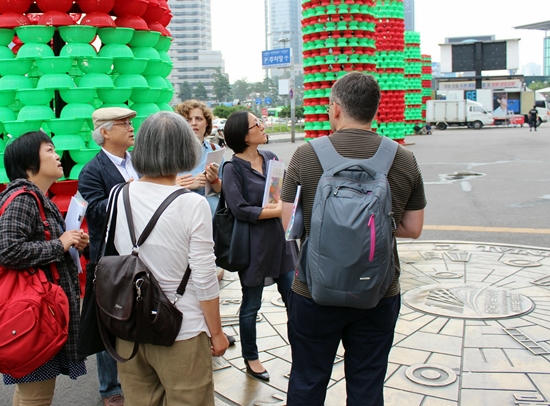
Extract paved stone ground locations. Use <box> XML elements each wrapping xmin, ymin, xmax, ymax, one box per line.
<box><xmin>213</xmin><ymin>240</ymin><xmax>550</xmax><ymax>406</ymax></box>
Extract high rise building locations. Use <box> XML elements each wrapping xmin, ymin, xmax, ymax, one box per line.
<box><xmin>167</xmin><ymin>0</ymin><xmax>226</xmax><ymax>102</ymax></box>
<box><xmin>515</xmin><ymin>21</ymin><xmax>550</xmax><ymax>76</ymax></box>
<box><xmin>403</xmin><ymin>0</ymin><xmax>415</xmax><ymax>31</ymax></box>
<box><xmin>264</xmin><ymin>0</ymin><xmax>303</xmax><ymax>77</ymax></box>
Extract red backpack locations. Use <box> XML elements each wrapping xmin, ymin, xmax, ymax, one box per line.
<box><xmin>0</xmin><ymin>188</ymin><xmax>69</xmax><ymax>378</ymax></box>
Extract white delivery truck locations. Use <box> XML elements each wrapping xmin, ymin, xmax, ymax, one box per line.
<box><xmin>426</xmin><ymin>100</ymin><xmax>494</xmax><ymax>130</ymax></box>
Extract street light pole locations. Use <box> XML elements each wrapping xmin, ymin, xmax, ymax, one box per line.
<box><xmin>278</xmin><ymin>37</ymin><xmax>295</xmax><ymax>143</ymax></box>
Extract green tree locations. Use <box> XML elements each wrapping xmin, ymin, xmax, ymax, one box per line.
<box><xmin>213</xmin><ymin>105</ymin><xmax>248</xmax><ymax>119</ymax></box>
<box><xmin>279</xmin><ymin>105</ymin><xmax>304</xmax><ymax>119</ymax></box>
<box><xmin>232</xmin><ymin>79</ymin><xmax>250</xmax><ymax>102</ymax></box>
<box><xmin>179</xmin><ymin>81</ymin><xmax>193</xmax><ymax>102</ymax></box>
<box><xmin>193</xmin><ymin>82</ymin><xmax>208</xmax><ymax>101</ymax></box>
<box><xmin>212</xmin><ymin>68</ymin><xmax>232</xmax><ymax>102</ymax></box>
<box><xmin>528</xmin><ymin>81</ymin><xmax>549</xmax><ymax>91</ymax></box>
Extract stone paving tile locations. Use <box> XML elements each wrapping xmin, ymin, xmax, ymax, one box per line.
<box><xmin>425</xmin><ymin>353</ymin><xmax>462</xmax><ymax>372</ymax></box>
<box><xmin>383</xmin><ymin>387</ymin><xmax>425</xmax><ymax>405</ymax></box>
<box><xmin>463</xmin><ymin>325</ymin><xmax>519</xmax><ymax>348</ymax></box>
<box><xmin>394</xmin><ymin>314</ymin><xmax>436</xmax><ymax>336</ymax></box>
<box><xmin>422</xmin><ymin>396</ymin><xmax>457</xmax><ymax>406</ymax></box>
<box><xmin>388</xmin><ymin>347</ymin><xmax>431</xmax><ymax>366</ymax></box>
<box><xmin>396</xmin><ymin>331</ymin><xmax>463</xmax><ymax>357</ymax></box>
<box><xmin>420</xmin><ymin>317</ymin><xmax>449</xmax><ymax>334</ymax></box>
<box><xmin>324</xmin><ymin>379</ymin><xmax>347</xmax><ymax>406</ymax></box>
<box><xmin>460</xmin><ymin>389</ymin><xmax>531</xmax><ymax>406</ymax></box>
<box><xmin>529</xmin><ymin>373</ymin><xmax>550</xmax><ymax>401</ymax></box>
<box><xmin>461</xmin><ymin>372</ymin><xmax>535</xmax><ymax>390</ymax></box>
<box><xmin>439</xmin><ymin>319</ymin><xmax>464</xmax><ymax>337</ymax></box>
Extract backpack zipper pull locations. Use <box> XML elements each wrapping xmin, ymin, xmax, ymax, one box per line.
<box><xmin>368</xmin><ymin>214</ymin><xmax>375</xmax><ymax>261</ymax></box>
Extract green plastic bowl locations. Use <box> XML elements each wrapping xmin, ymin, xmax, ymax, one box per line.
<box><xmin>142</xmin><ymin>60</ymin><xmax>164</xmax><ymax>76</ymax></box>
<box><xmin>132</xmin><ymin>46</ymin><xmax>160</xmax><ymax>61</ymax></box>
<box><xmin>58</xmin><ymin>25</ymin><xmax>98</xmax><ymax>43</ymax></box>
<box><xmin>68</xmin><ymin>163</ymin><xmax>85</xmax><ymax>179</ymax></box>
<box><xmin>36</xmin><ymin>73</ymin><xmax>75</xmax><ymax>90</ymax></box>
<box><xmin>0</xmin><ymin>75</ymin><xmax>33</xmax><ymax>90</ymax></box>
<box><xmin>59</xmin><ymin>87</ymin><xmax>96</xmax><ymax>104</ymax></box>
<box><xmin>60</xmin><ymin>103</ymin><xmax>96</xmax><ymax>120</ymax></box>
<box><xmin>0</xmin><ymin>28</ymin><xmax>14</xmax><ymax>46</ymax></box>
<box><xmin>0</xmin><ymin>58</ymin><xmax>32</xmax><ymax>76</ymax></box>
<box><xmin>15</xmin><ymin>25</ymin><xmax>55</xmax><ymax>44</ymax></box>
<box><xmin>35</xmin><ymin>56</ymin><xmax>73</xmax><ymax>74</ymax></box>
<box><xmin>69</xmin><ymin>148</ymin><xmax>98</xmax><ymax>164</ymax></box>
<box><xmin>130</xmin><ymin>87</ymin><xmax>161</xmax><ymax>103</ymax></box>
<box><xmin>113</xmin><ymin>57</ymin><xmax>147</xmax><ymax>74</ymax></box>
<box><xmin>48</xmin><ymin>118</ymin><xmax>86</xmax><ymax>135</ymax></box>
<box><xmin>157</xmin><ymin>103</ymin><xmax>173</xmax><ymax>112</ymax></box>
<box><xmin>97</xmin><ymin>27</ymin><xmax>134</xmax><ymax>45</ymax></box>
<box><xmin>0</xmin><ymin>168</ymin><xmax>8</xmax><ymax>183</ymax></box>
<box><xmin>52</xmin><ymin>134</ymin><xmax>85</xmax><ymax>151</ymax></box>
<box><xmin>131</xmin><ymin>102</ymin><xmax>159</xmax><ymax>117</ymax></box>
<box><xmin>16</xmin><ymin>88</ymin><xmax>54</xmax><ymax>105</ymax></box>
<box><xmin>3</xmin><ymin>120</ymin><xmax>43</xmax><ymax>137</ymax></box>
<box><xmin>156</xmin><ymin>89</ymin><xmax>173</xmax><ymax>104</ymax></box>
<box><xmin>98</xmin><ymin>43</ymin><xmax>133</xmax><ymax>59</ymax></box>
<box><xmin>0</xmin><ymin>89</ymin><xmax>16</xmax><ymax>106</ymax></box>
<box><xmin>128</xmin><ymin>30</ymin><xmax>160</xmax><ymax>48</ymax></box>
<box><xmin>18</xmin><ymin>105</ymin><xmax>54</xmax><ymax>121</ymax></box>
<box><xmin>78</xmin><ymin>72</ymin><xmax>113</xmax><ymax>88</ymax></box>
<box><xmin>153</xmin><ymin>35</ymin><xmax>171</xmax><ymax>52</ymax></box>
<box><xmin>0</xmin><ymin>47</ymin><xmax>14</xmax><ymax>59</ymax></box>
<box><xmin>114</xmin><ymin>73</ymin><xmax>148</xmax><ymax>88</ymax></box>
<box><xmin>77</xmin><ymin>56</ymin><xmax>113</xmax><ymax>74</ymax></box>
<box><xmin>96</xmin><ymin>87</ymin><xmax>132</xmax><ymax>103</ymax></box>
<box><xmin>16</xmin><ymin>43</ymin><xmax>54</xmax><ymax>59</ymax></box>
<box><xmin>60</xmin><ymin>43</ymin><xmax>97</xmax><ymax>58</ymax></box>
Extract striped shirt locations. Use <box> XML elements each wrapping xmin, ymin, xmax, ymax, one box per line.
<box><xmin>281</xmin><ymin>129</ymin><xmax>427</xmax><ymax>299</ymax></box>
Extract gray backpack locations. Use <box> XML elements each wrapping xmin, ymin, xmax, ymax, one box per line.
<box><xmin>297</xmin><ymin>136</ymin><xmax>398</xmax><ymax>309</ymax></box>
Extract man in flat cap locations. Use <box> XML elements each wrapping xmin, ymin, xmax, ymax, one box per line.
<box><xmin>77</xmin><ymin>107</ymin><xmax>139</xmax><ymax>406</ymax></box>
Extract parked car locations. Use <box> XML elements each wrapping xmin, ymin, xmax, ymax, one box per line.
<box><xmin>211</xmin><ymin>118</ymin><xmax>226</xmax><ymax>135</ymax></box>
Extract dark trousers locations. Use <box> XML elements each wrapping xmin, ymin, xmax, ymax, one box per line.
<box><xmin>286</xmin><ymin>291</ymin><xmax>401</xmax><ymax>406</ymax></box>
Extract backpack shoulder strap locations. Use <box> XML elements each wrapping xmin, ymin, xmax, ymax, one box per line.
<box><xmin>310</xmin><ymin>136</ymin><xmax>348</xmax><ymax>171</ymax></box>
<box><xmin>122</xmin><ymin>184</ymin><xmax>191</xmax><ymax>248</ymax></box>
<box><xmin>364</xmin><ymin>136</ymin><xmax>398</xmax><ymax>176</ymax></box>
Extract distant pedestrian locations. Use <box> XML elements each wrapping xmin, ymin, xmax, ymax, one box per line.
<box><xmin>529</xmin><ymin>105</ymin><xmax>538</xmax><ymax>132</ymax></box>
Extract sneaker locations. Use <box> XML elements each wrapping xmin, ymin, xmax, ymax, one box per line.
<box><xmin>102</xmin><ymin>394</ymin><xmax>124</xmax><ymax>406</ymax></box>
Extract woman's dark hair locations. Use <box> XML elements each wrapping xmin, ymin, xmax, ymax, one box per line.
<box><xmin>4</xmin><ymin>131</ymin><xmax>52</xmax><ymax>181</ymax></box>
<box><xmin>224</xmin><ymin>110</ymin><xmax>251</xmax><ymax>153</ymax></box>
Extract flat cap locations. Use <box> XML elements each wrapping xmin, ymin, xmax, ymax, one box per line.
<box><xmin>92</xmin><ymin>107</ymin><xmax>137</xmax><ymax>130</ymax></box>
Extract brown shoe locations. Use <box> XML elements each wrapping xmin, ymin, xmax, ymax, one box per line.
<box><xmin>102</xmin><ymin>394</ymin><xmax>124</xmax><ymax>406</ymax></box>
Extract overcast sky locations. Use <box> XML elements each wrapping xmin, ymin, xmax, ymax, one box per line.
<box><xmin>210</xmin><ymin>0</ymin><xmax>548</xmax><ymax>83</ymax></box>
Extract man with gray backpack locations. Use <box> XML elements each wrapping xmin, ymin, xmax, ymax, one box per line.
<box><xmin>281</xmin><ymin>72</ymin><xmax>427</xmax><ymax>406</ymax></box>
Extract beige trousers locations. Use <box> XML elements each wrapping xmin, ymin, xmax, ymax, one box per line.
<box><xmin>117</xmin><ymin>332</ymin><xmax>214</xmax><ymax>406</ymax></box>
<box><xmin>12</xmin><ymin>378</ymin><xmax>56</xmax><ymax>406</ymax></box>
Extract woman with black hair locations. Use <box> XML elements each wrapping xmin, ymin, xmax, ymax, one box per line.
<box><xmin>0</xmin><ymin>131</ymin><xmax>88</xmax><ymax>405</ymax></box>
<box><xmin>222</xmin><ymin>110</ymin><xmax>297</xmax><ymax>381</ymax></box>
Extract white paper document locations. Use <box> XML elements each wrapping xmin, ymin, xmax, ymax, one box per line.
<box><xmin>65</xmin><ymin>191</ymin><xmax>88</xmax><ymax>273</ymax></box>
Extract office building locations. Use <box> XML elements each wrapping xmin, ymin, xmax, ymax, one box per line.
<box><xmin>515</xmin><ymin>20</ymin><xmax>550</xmax><ymax>76</ymax></box>
<box><xmin>403</xmin><ymin>0</ymin><xmax>415</xmax><ymax>31</ymax></box>
<box><xmin>264</xmin><ymin>0</ymin><xmax>303</xmax><ymax>77</ymax></box>
<box><xmin>167</xmin><ymin>0</ymin><xmax>226</xmax><ymax>102</ymax></box>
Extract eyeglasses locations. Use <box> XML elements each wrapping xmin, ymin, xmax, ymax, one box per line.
<box><xmin>325</xmin><ymin>101</ymin><xmax>338</xmax><ymax>114</ymax></box>
<box><xmin>113</xmin><ymin>120</ymin><xmax>134</xmax><ymax>130</ymax></box>
<box><xmin>248</xmin><ymin>119</ymin><xmax>263</xmax><ymax>130</ymax></box>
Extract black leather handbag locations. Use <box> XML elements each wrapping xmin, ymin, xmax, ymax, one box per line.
<box><xmin>95</xmin><ymin>184</ymin><xmax>192</xmax><ymax>362</ymax></box>
<box><xmin>213</xmin><ymin>160</ymin><xmax>250</xmax><ymax>272</ymax></box>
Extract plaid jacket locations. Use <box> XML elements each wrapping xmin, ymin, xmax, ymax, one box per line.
<box><xmin>0</xmin><ymin>179</ymin><xmax>81</xmax><ymax>362</ymax></box>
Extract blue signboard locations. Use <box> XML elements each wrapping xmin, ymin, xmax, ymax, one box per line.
<box><xmin>264</xmin><ymin>97</ymin><xmax>272</xmax><ymax>105</ymax></box>
<box><xmin>255</xmin><ymin>98</ymin><xmax>262</xmax><ymax>105</ymax></box>
<box><xmin>262</xmin><ymin>48</ymin><xmax>292</xmax><ymax>69</ymax></box>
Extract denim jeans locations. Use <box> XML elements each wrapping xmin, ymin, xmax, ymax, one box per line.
<box><xmin>239</xmin><ymin>271</ymin><xmax>293</xmax><ymax>360</ymax></box>
<box><xmin>96</xmin><ymin>351</ymin><xmax>123</xmax><ymax>398</ymax></box>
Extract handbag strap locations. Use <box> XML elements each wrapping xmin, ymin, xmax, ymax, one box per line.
<box><xmin>98</xmin><ymin>182</ymin><xmax>127</xmax><ymax>259</ymax></box>
<box><xmin>0</xmin><ymin>187</ymin><xmax>60</xmax><ymax>282</ymax></box>
<box><xmin>122</xmin><ymin>183</ymin><xmax>193</xmax><ymax>296</ymax></box>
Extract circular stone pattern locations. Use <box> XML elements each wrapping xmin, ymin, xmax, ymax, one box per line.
<box><xmin>406</xmin><ymin>364</ymin><xmax>457</xmax><ymax>387</ymax></box>
<box><xmin>402</xmin><ymin>282</ymin><xmax>534</xmax><ymax>320</ymax></box>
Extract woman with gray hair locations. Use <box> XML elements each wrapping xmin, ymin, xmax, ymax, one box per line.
<box><xmin>109</xmin><ymin>111</ymin><xmax>228</xmax><ymax>405</ymax></box>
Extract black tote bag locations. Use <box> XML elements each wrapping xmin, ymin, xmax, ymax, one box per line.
<box><xmin>213</xmin><ymin>160</ymin><xmax>250</xmax><ymax>272</ymax></box>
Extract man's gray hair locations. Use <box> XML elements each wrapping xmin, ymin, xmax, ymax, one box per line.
<box><xmin>133</xmin><ymin>111</ymin><xmax>201</xmax><ymax>177</ymax></box>
<box><xmin>330</xmin><ymin>72</ymin><xmax>381</xmax><ymax>124</ymax></box>
<box><xmin>91</xmin><ymin>121</ymin><xmax>114</xmax><ymax>146</ymax></box>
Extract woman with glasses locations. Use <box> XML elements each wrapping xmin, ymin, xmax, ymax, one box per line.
<box><xmin>222</xmin><ymin>110</ymin><xmax>297</xmax><ymax>381</ymax></box>
<box><xmin>175</xmin><ymin>100</ymin><xmax>224</xmax><ymax>217</ymax></box>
